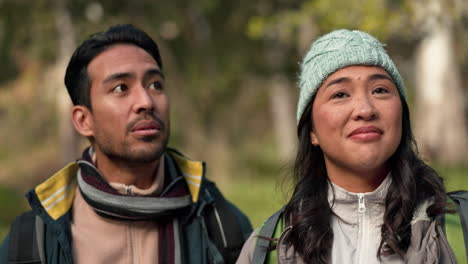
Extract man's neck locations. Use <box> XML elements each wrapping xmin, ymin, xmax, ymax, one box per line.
<box><xmin>93</xmin><ymin>151</ymin><xmax>161</xmax><ymax>190</ymax></box>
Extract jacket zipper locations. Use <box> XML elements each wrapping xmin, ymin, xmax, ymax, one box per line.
<box><xmin>124</xmin><ymin>185</ymin><xmax>133</xmax><ymax>195</ymax></box>
<box><xmin>128</xmin><ymin>222</ymin><xmax>136</xmax><ymax>263</ymax></box>
<box><xmin>127</xmin><ymin>187</ymin><xmax>136</xmax><ymax>263</ymax></box>
<box><xmin>358</xmin><ymin>194</ymin><xmax>366</xmax><ymax>213</ymax></box>
<box><xmin>357</xmin><ymin>193</ymin><xmax>368</xmax><ymax>263</ymax></box>
<box><xmin>213</xmin><ymin>205</ymin><xmax>228</xmax><ymax>248</ymax></box>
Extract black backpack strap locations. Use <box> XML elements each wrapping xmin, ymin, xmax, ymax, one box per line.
<box><xmin>203</xmin><ymin>181</ymin><xmax>253</xmax><ymax>264</ymax></box>
<box><xmin>252</xmin><ymin>207</ymin><xmax>284</xmax><ymax>264</ymax></box>
<box><xmin>8</xmin><ymin>211</ymin><xmax>45</xmax><ymax>264</ymax></box>
<box><xmin>448</xmin><ymin>191</ymin><xmax>468</xmax><ymax>259</ymax></box>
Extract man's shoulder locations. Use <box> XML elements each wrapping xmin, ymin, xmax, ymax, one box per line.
<box><xmin>0</xmin><ymin>161</ymin><xmax>78</xmax><ymax>263</ymax></box>
<box><xmin>0</xmin><ymin>210</ymin><xmax>47</xmax><ymax>263</ymax></box>
<box><xmin>0</xmin><ymin>232</ymin><xmax>10</xmax><ymax>262</ymax></box>
<box><xmin>23</xmin><ymin>162</ymin><xmax>78</xmax><ymax>225</ymax></box>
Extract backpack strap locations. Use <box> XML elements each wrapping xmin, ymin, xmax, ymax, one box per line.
<box><xmin>8</xmin><ymin>211</ymin><xmax>45</xmax><ymax>264</ymax></box>
<box><xmin>203</xmin><ymin>181</ymin><xmax>253</xmax><ymax>264</ymax></box>
<box><xmin>252</xmin><ymin>207</ymin><xmax>284</xmax><ymax>264</ymax></box>
<box><xmin>446</xmin><ymin>191</ymin><xmax>468</xmax><ymax>262</ymax></box>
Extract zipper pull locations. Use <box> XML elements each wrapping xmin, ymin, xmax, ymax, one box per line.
<box><xmin>124</xmin><ymin>185</ymin><xmax>133</xmax><ymax>195</ymax></box>
<box><xmin>358</xmin><ymin>194</ymin><xmax>366</xmax><ymax>213</ymax></box>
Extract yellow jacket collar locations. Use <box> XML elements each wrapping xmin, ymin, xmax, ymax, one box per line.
<box><xmin>33</xmin><ymin>150</ymin><xmax>205</xmax><ymax>220</ymax></box>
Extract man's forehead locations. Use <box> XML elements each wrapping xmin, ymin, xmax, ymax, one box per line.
<box><xmin>87</xmin><ymin>44</ymin><xmax>161</xmax><ymax>80</ymax></box>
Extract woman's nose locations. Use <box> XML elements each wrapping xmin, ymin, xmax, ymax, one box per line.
<box><xmin>352</xmin><ymin>95</ymin><xmax>378</xmax><ymax>121</ymax></box>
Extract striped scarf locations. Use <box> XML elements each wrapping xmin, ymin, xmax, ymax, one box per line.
<box><xmin>76</xmin><ymin>148</ymin><xmax>191</xmax><ymax>263</ymax></box>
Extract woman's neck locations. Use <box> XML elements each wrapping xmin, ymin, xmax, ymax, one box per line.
<box><xmin>326</xmin><ymin>163</ymin><xmax>389</xmax><ymax>193</ymax></box>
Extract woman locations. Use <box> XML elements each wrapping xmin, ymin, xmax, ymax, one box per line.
<box><xmin>237</xmin><ymin>29</ymin><xmax>457</xmax><ymax>263</ymax></box>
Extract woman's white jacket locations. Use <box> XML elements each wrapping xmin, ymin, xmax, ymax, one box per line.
<box><xmin>237</xmin><ymin>176</ymin><xmax>456</xmax><ymax>264</ymax></box>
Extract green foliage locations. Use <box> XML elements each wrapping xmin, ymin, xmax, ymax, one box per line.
<box><xmin>437</xmin><ymin>166</ymin><xmax>468</xmax><ymax>192</ymax></box>
<box><xmin>222</xmin><ymin>177</ymin><xmax>285</xmax><ymax>228</ymax></box>
<box><xmin>247</xmin><ymin>0</ymin><xmax>414</xmax><ymax>43</ymax></box>
<box><xmin>0</xmin><ymin>185</ymin><xmax>27</xmax><ymax>241</ymax></box>
<box><xmin>0</xmin><ymin>0</ymin><xmax>58</xmax><ymax>70</ymax></box>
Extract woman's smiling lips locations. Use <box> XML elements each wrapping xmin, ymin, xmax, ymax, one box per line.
<box><xmin>131</xmin><ymin>119</ymin><xmax>161</xmax><ymax>137</ymax></box>
<box><xmin>348</xmin><ymin>126</ymin><xmax>383</xmax><ymax>141</ymax></box>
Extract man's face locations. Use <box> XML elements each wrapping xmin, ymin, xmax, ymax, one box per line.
<box><xmin>85</xmin><ymin>44</ymin><xmax>169</xmax><ymax>163</ymax></box>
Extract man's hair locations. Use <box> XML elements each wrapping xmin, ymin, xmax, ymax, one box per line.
<box><xmin>64</xmin><ymin>24</ymin><xmax>163</xmax><ymax>109</ymax></box>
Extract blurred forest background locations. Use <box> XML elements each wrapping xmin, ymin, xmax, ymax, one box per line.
<box><xmin>1</xmin><ymin>0</ymin><xmax>468</xmax><ymax>239</ymax></box>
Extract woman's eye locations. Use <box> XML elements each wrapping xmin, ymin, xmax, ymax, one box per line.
<box><xmin>332</xmin><ymin>92</ymin><xmax>349</xmax><ymax>99</ymax></box>
<box><xmin>373</xmin><ymin>87</ymin><xmax>389</xmax><ymax>94</ymax></box>
<box><xmin>112</xmin><ymin>84</ymin><xmax>128</xmax><ymax>93</ymax></box>
<box><xmin>149</xmin><ymin>81</ymin><xmax>163</xmax><ymax>90</ymax></box>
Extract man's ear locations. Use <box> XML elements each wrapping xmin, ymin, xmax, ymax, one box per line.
<box><xmin>72</xmin><ymin>105</ymin><xmax>94</xmax><ymax>137</ymax></box>
<box><xmin>310</xmin><ymin>130</ymin><xmax>319</xmax><ymax>146</ymax></box>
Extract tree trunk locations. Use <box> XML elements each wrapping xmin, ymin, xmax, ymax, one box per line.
<box><xmin>414</xmin><ymin>22</ymin><xmax>468</xmax><ymax>165</ymax></box>
<box><xmin>54</xmin><ymin>0</ymin><xmax>81</xmax><ymax>164</ymax></box>
<box><xmin>269</xmin><ymin>74</ymin><xmax>296</xmax><ymax>161</ymax></box>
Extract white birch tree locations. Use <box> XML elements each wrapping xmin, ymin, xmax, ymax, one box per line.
<box><xmin>413</xmin><ymin>0</ymin><xmax>468</xmax><ymax>165</ymax></box>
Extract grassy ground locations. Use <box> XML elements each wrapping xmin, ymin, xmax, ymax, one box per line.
<box><xmin>0</xmin><ymin>166</ymin><xmax>466</xmax><ymax>242</ymax></box>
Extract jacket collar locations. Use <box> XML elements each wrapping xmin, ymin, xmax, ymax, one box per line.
<box><xmin>28</xmin><ymin>148</ymin><xmax>205</xmax><ymax>221</ymax></box>
<box><xmin>328</xmin><ymin>173</ymin><xmax>391</xmax><ymax>205</ymax></box>
<box><xmin>327</xmin><ymin>174</ymin><xmax>391</xmax><ymax>225</ymax></box>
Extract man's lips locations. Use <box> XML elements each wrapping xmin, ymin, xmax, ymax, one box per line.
<box><xmin>348</xmin><ymin>126</ymin><xmax>383</xmax><ymax>140</ymax></box>
<box><xmin>130</xmin><ymin>119</ymin><xmax>162</xmax><ymax>136</ymax></box>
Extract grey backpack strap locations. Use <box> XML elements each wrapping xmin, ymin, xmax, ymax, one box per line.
<box><xmin>252</xmin><ymin>207</ymin><xmax>284</xmax><ymax>264</ymax></box>
<box><xmin>8</xmin><ymin>211</ymin><xmax>45</xmax><ymax>264</ymax></box>
<box><xmin>448</xmin><ymin>191</ymin><xmax>468</xmax><ymax>258</ymax></box>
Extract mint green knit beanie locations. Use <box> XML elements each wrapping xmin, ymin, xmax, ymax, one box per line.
<box><xmin>297</xmin><ymin>29</ymin><xmax>406</xmax><ymax>122</ymax></box>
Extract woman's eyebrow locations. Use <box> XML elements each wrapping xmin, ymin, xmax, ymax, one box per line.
<box><xmin>368</xmin><ymin>73</ymin><xmax>393</xmax><ymax>83</ymax></box>
<box><xmin>325</xmin><ymin>77</ymin><xmax>351</xmax><ymax>88</ymax></box>
<box><xmin>324</xmin><ymin>73</ymin><xmax>394</xmax><ymax>90</ymax></box>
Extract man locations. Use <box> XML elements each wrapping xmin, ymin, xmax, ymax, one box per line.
<box><xmin>0</xmin><ymin>24</ymin><xmax>251</xmax><ymax>264</ymax></box>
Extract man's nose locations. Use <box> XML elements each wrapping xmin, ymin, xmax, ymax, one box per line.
<box><xmin>133</xmin><ymin>86</ymin><xmax>155</xmax><ymax>113</ymax></box>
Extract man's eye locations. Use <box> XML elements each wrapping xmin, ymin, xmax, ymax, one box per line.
<box><xmin>372</xmin><ymin>87</ymin><xmax>389</xmax><ymax>94</ymax></box>
<box><xmin>112</xmin><ymin>84</ymin><xmax>128</xmax><ymax>93</ymax></box>
<box><xmin>332</xmin><ymin>92</ymin><xmax>349</xmax><ymax>99</ymax></box>
<box><xmin>149</xmin><ymin>81</ymin><xmax>163</xmax><ymax>90</ymax></box>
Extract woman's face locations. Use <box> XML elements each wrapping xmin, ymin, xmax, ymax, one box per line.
<box><xmin>310</xmin><ymin>66</ymin><xmax>402</xmax><ymax>179</ymax></box>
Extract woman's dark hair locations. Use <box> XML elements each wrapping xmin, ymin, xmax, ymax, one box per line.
<box><xmin>282</xmin><ymin>94</ymin><xmax>448</xmax><ymax>263</ymax></box>
<box><xmin>64</xmin><ymin>24</ymin><xmax>163</xmax><ymax>110</ymax></box>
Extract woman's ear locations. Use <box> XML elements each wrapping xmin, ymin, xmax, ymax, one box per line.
<box><xmin>72</xmin><ymin>106</ymin><xmax>94</xmax><ymax>137</ymax></box>
<box><xmin>310</xmin><ymin>130</ymin><xmax>319</xmax><ymax>146</ymax></box>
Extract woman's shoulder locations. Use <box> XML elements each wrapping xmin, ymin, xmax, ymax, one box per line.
<box><xmin>411</xmin><ymin>198</ymin><xmax>434</xmax><ymax>225</ymax></box>
<box><xmin>236</xmin><ymin>208</ymin><xmax>287</xmax><ymax>264</ymax></box>
<box><xmin>237</xmin><ymin>228</ymin><xmax>258</xmax><ymax>264</ymax></box>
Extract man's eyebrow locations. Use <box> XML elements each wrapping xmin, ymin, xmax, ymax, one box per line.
<box><xmin>102</xmin><ymin>69</ymin><xmax>165</xmax><ymax>85</ymax></box>
<box><xmin>102</xmin><ymin>72</ymin><xmax>134</xmax><ymax>84</ymax></box>
<box><xmin>325</xmin><ymin>77</ymin><xmax>351</xmax><ymax>88</ymax></box>
<box><xmin>145</xmin><ymin>69</ymin><xmax>165</xmax><ymax>80</ymax></box>
<box><xmin>368</xmin><ymin>73</ymin><xmax>394</xmax><ymax>83</ymax></box>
